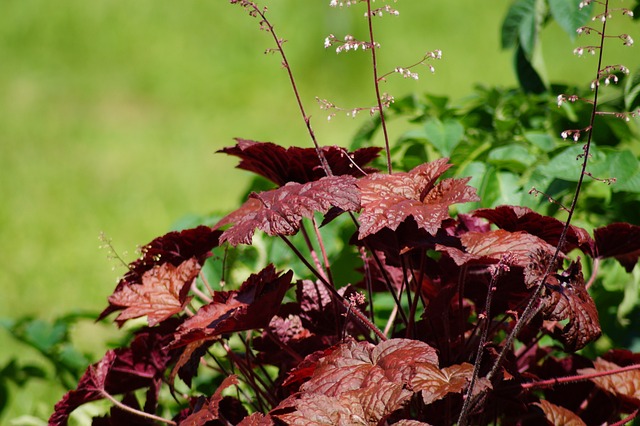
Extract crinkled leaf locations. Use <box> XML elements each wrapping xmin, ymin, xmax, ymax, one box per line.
<box><xmin>577</xmin><ymin>358</ymin><xmax>640</xmax><ymax>403</ymax></box>
<box><xmin>437</xmin><ymin>229</ymin><xmax>559</xmax><ymax>268</ymax></box>
<box><xmin>535</xmin><ymin>399</ymin><xmax>586</xmax><ymax>426</ymax></box>
<box><xmin>99</xmin><ymin>226</ymin><xmax>220</xmax><ymax>321</ymax></box>
<box><xmin>217</xmin><ymin>175</ymin><xmax>360</xmax><ymax>245</ymax></box>
<box><xmin>276</xmin><ymin>393</ymin><xmax>369</xmax><ymax>426</ymax></box>
<box><xmin>107</xmin><ymin>258</ymin><xmax>200</xmax><ymax>327</ymax></box>
<box><xmin>302</xmin><ymin>338</ymin><xmax>438</xmax><ymax>396</ymax></box>
<box><xmin>410</xmin><ymin>362</ymin><xmax>474</xmax><ymax>405</ymax></box>
<box><xmin>474</xmin><ymin>205</ymin><xmax>593</xmax><ymax>255</ymax></box>
<box><xmin>171</xmin><ymin>265</ymin><xmax>293</xmax><ymax>348</ymax></box>
<box><xmin>594</xmin><ymin>223</ymin><xmax>640</xmax><ymax>272</ymax></box>
<box><xmin>357</xmin><ymin>159</ymin><xmax>479</xmax><ymax>238</ymax></box>
<box><xmin>219</xmin><ymin>139</ymin><xmax>381</xmax><ymax>186</ymax></box>
<box><xmin>539</xmin><ymin>260</ymin><xmax>601</xmax><ymax>351</ymax></box>
<box><xmin>179</xmin><ymin>375</ymin><xmax>238</xmax><ymax>425</ymax></box>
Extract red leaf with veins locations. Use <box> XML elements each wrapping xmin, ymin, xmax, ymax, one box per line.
<box><xmin>107</xmin><ymin>257</ymin><xmax>200</xmax><ymax>327</ymax></box>
<box><xmin>217</xmin><ymin>175</ymin><xmax>360</xmax><ymax>246</ymax></box>
<box><xmin>357</xmin><ymin>159</ymin><xmax>479</xmax><ymax>239</ymax></box>
<box><xmin>170</xmin><ymin>265</ymin><xmax>293</xmax><ymax>348</ymax></box>
<box><xmin>538</xmin><ymin>259</ymin><xmax>601</xmax><ymax>351</ymax></box>
<box><xmin>577</xmin><ymin>358</ymin><xmax>640</xmax><ymax>404</ymax></box>
<box><xmin>474</xmin><ymin>205</ymin><xmax>594</xmax><ymax>255</ymax></box>
<box><xmin>179</xmin><ymin>375</ymin><xmax>239</xmax><ymax>425</ymax></box>
<box><xmin>436</xmin><ymin>229</ymin><xmax>559</xmax><ymax>268</ymax></box>
<box><xmin>99</xmin><ymin>226</ymin><xmax>220</xmax><ymax>321</ymax></box>
<box><xmin>219</xmin><ymin>139</ymin><xmax>381</xmax><ymax>186</ymax></box>
<box><xmin>535</xmin><ymin>400</ymin><xmax>587</xmax><ymax>426</ymax></box>
<box><xmin>410</xmin><ymin>362</ymin><xmax>476</xmax><ymax>405</ymax></box>
<box><xmin>594</xmin><ymin>222</ymin><xmax>640</xmax><ymax>272</ymax></box>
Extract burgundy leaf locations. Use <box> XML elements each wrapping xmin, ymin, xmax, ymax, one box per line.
<box><xmin>594</xmin><ymin>222</ymin><xmax>640</xmax><ymax>272</ymax></box>
<box><xmin>216</xmin><ymin>175</ymin><xmax>360</xmax><ymax>245</ymax></box>
<box><xmin>237</xmin><ymin>412</ymin><xmax>274</xmax><ymax>426</ymax></box>
<box><xmin>107</xmin><ymin>257</ymin><xmax>200</xmax><ymax>327</ymax></box>
<box><xmin>170</xmin><ymin>265</ymin><xmax>293</xmax><ymax>348</ymax></box>
<box><xmin>357</xmin><ymin>159</ymin><xmax>479</xmax><ymax>239</ymax></box>
<box><xmin>577</xmin><ymin>358</ymin><xmax>640</xmax><ymax>404</ymax></box>
<box><xmin>436</xmin><ymin>229</ymin><xmax>559</xmax><ymax>268</ymax></box>
<box><xmin>410</xmin><ymin>362</ymin><xmax>475</xmax><ymax>405</ymax></box>
<box><xmin>474</xmin><ymin>205</ymin><xmax>594</xmax><ymax>255</ymax></box>
<box><xmin>300</xmin><ymin>338</ymin><xmax>436</xmax><ymax>400</ymax></box>
<box><xmin>534</xmin><ymin>400</ymin><xmax>586</xmax><ymax>426</ymax></box>
<box><xmin>51</xmin><ymin>321</ymin><xmax>178</xmax><ymax>425</ymax></box>
<box><xmin>219</xmin><ymin>139</ymin><xmax>381</xmax><ymax>186</ymax></box>
<box><xmin>538</xmin><ymin>259</ymin><xmax>601</xmax><ymax>351</ymax></box>
<box><xmin>99</xmin><ymin>226</ymin><xmax>220</xmax><ymax>321</ymax></box>
<box><xmin>179</xmin><ymin>375</ymin><xmax>238</xmax><ymax>425</ymax></box>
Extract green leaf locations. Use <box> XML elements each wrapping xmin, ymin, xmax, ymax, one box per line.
<box><xmin>480</xmin><ymin>168</ymin><xmax>523</xmax><ymax>207</ymax></box>
<box><xmin>487</xmin><ymin>143</ymin><xmax>537</xmax><ymax>172</ymax></box>
<box><xmin>536</xmin><ymin>144</ymin><xmax>605</xmax><ymax>181</ymax></box>
<box><xmin>624</xmin><ymin>70</ymin><xmax>640</xmax><ymax>110</ymax></box>
<box><xmin>525</xmin><ymin>132</ymin><xmax>555</xmax><ymax>152</ymax></box>
<box><xmin>502</xmin><ymin>0</ymin><xmax>537</xmax><ymax>50</ymax></box>
<box><xmin>549</xmin><ymin>0</ymin><xmax>594</xmax><ymax>40</ymax></box>
<box><xmin>515</xmin><ymin>45</ymin><xmax>546</xmax><ymax>93</ymax></box>
<box><xmin>422</xmin><ymin>117</ymin><xmax>464</xmax><ymax>157</ymax></box>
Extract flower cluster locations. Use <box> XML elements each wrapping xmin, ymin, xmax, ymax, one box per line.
<box><xmin>324</xmin><ymin>34</ymin><xmax>380</xmax><ymax>53</ymax></box>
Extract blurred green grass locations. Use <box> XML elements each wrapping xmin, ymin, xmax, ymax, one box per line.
<box><xmin>2</xmin><ymin>0</ymin><xmax>637</xmax><ymax>422</ymax></box>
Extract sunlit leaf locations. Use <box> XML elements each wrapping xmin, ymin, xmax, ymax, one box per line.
<box><xmin>217</xmin><ymin>176</ymin><xmax>360</xmax><ymax>245</ymax></box>
<box><xmin>410</xmin><ymin>362</ymin><xmax>474</xmax><ymax>405</ymax></box>
<box><xmin>357</xmin><ymin>159</ymin><xmax>478</xmax><ymax>238</ymax></box>
<box><xmin>107</xmin><ymin>257</ymin><xmax>200</xmax><ymax>326</ymax></box>
<box><xmin>535</xmin><ymin>399</ymin><xmax>586</xmax><ymax>426</ymax></box>
<box><xmin>577</xmin><ymin>358</ymin><xmax>640</xmax><ymax>403</ymax></box>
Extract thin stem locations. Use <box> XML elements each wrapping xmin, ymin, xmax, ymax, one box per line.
<box><xmin>519</xmin><ymin>363</ymin><xmax>640</xmax><ymax>390</ymax></box>
<box><xmin>99</xmin><ymin>389</ymin><xmax>177</xmax><ymax>425</ymax></box>
<box><xmin>244</xmin><ymin>2</ymin><xmax>332</xmax><ymax>176</ymax></box>
<box><xmin>280</xmin><ymin>235</ymin><xmax>387</xmax><ymax>341</ymax></box>
<box><xmin>365</xmin><ymin>0</ymin><xmax>392</xmax><ymax>173</ymax></box>
<box><xmin>486</xmin><ymin>0</ymin><xmax>609</xmax><ymax>384</ymax></box>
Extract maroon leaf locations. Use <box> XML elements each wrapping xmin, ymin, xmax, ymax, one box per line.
<box><xmin>538</xmin><ymin>259</ymin><xmax>601</xmax><ymax>351</ymax></box>
<box><xmin>219</xmin><ymin>138</ymin><xmax>381</xmax><ymax>186</ymax></box>
<box><xmin>577</xmin><ymin>358</ymin><xmax>640</xmax><ymax>404</ymax></box>
<box><xmin>170</xmin><ymin>265</ymin><xmax>293</xmax><ymax>348</ymax></box>
<box><xmin>436</xmin><ymin>229</ymin><xmax>559</xmax><ymax>268</ymax></box>
<box><xmin>51</xmin><ymin>321</ymin><xmax>178</xmax><ymax>425</ymax></box>
<box><xmin>107</xmin><ymin>257</ymin><xmax>200</xmax><ymax>327</ymax></box>
<box><xmin>594</xmin><ymin>222</ymin><xmax>640</xmax><ymax>272</ymax></box>
<box><xmin>474</xmin><ymin>205</ymin><xmax>594</xmax><ymax>255</ymax></box>
<box><xmin>179</xmin><ymin>375</ymin><xmax>239</xmax><ymax>425</ymax></box>
<box><xmin>216</xmin><ymin>175</ymin><xmax>360</xmax><ymax>245</ymax></box>
<box><xmin>357</xmin><ymin>159</ymin><xmax>479</xmax><ymax>239</ymax></box>
<box><xmin>99</xmin><ymin>226</ymin><xmax>220</xmax><ymax>321</ymax></box>
<box><xmin>534</xmin><ymin>400</ymin><xmax>586</xmax><ymax>426</ymax></box>
<box><xmin>410</xmin><ymin>362</ymin><xmax>475</xmax><ymax>405</ymax></box>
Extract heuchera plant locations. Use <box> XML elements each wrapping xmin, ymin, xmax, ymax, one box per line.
<box><xmin>51</xmin><ymin>0</ymin><xmax>640</xmax><ymax>425</ymax></box>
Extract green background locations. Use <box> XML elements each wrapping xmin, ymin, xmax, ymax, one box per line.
<box><xmin>1</xmin><ymin>0</ymin><xmax>638</xmax><ymax>421</ymax></box>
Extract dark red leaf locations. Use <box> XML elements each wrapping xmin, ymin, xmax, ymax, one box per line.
<box><xmin>99</xmin><ymin>226</ymin><xmax>220</xmax><ymax>321</ymax></box>
<box><xmin>216</xmin><ymin>175</ymin><xmax>360</xmax><ymax>245</ymax></box>
<box><xmin>170</xmin><ymin>265</ymin><xmax>293</xmax><ymax>348</ymax></box>
<box><xmin>410</xmin><ymin>362</ymin><xmax>476</xmax><ymax>405</ymax></box>
<box><xmin>357</xmin><ymin>159</ymin><xmax>479</xmax><ymax>239</ymax></box>
<box><xmin>107</xmin><ymin>258</ymin><xmax>200</xmax><ymax>327</ymax></box>
<box><xmin>219</xmin><ymin>139</ymin><xmax>381</xmax><ymax>186</ymax></box>
<box><xmin>534</xmin><ymin>400</ymin><xmax>586</xmax><ymax>426</ymax></box>
<box><xmin>538</xmin><ymin>259</ymin><xmax>601</xmax><ymax>351</ymax></box>
<box><xmin>577</xmin><ymin>358</ymin><xmax>640</xmax><ymax>404</ymax></box>
<box><xmin>51</xmin><ymin>321</ymin><xmax>178</xmax><ymax>425</ymax></box>
<box><xmin>179</xmin><ymin>375</ymin><xmax>238</xmax><ymax>426</ymax></box>
<box><xmin>594</xmin><ymin>222</ymin><xmax>640</xmax><ymax>272</ymax></box>
<box><xmin>436</xmin><ymin>229</ymin><xmax>559</xmax><ymax>268</ymax></box>
<box><xmin>474</xmin><ymin>205</ymin><xmax>594</xmax><ymax>255</ymax></box>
